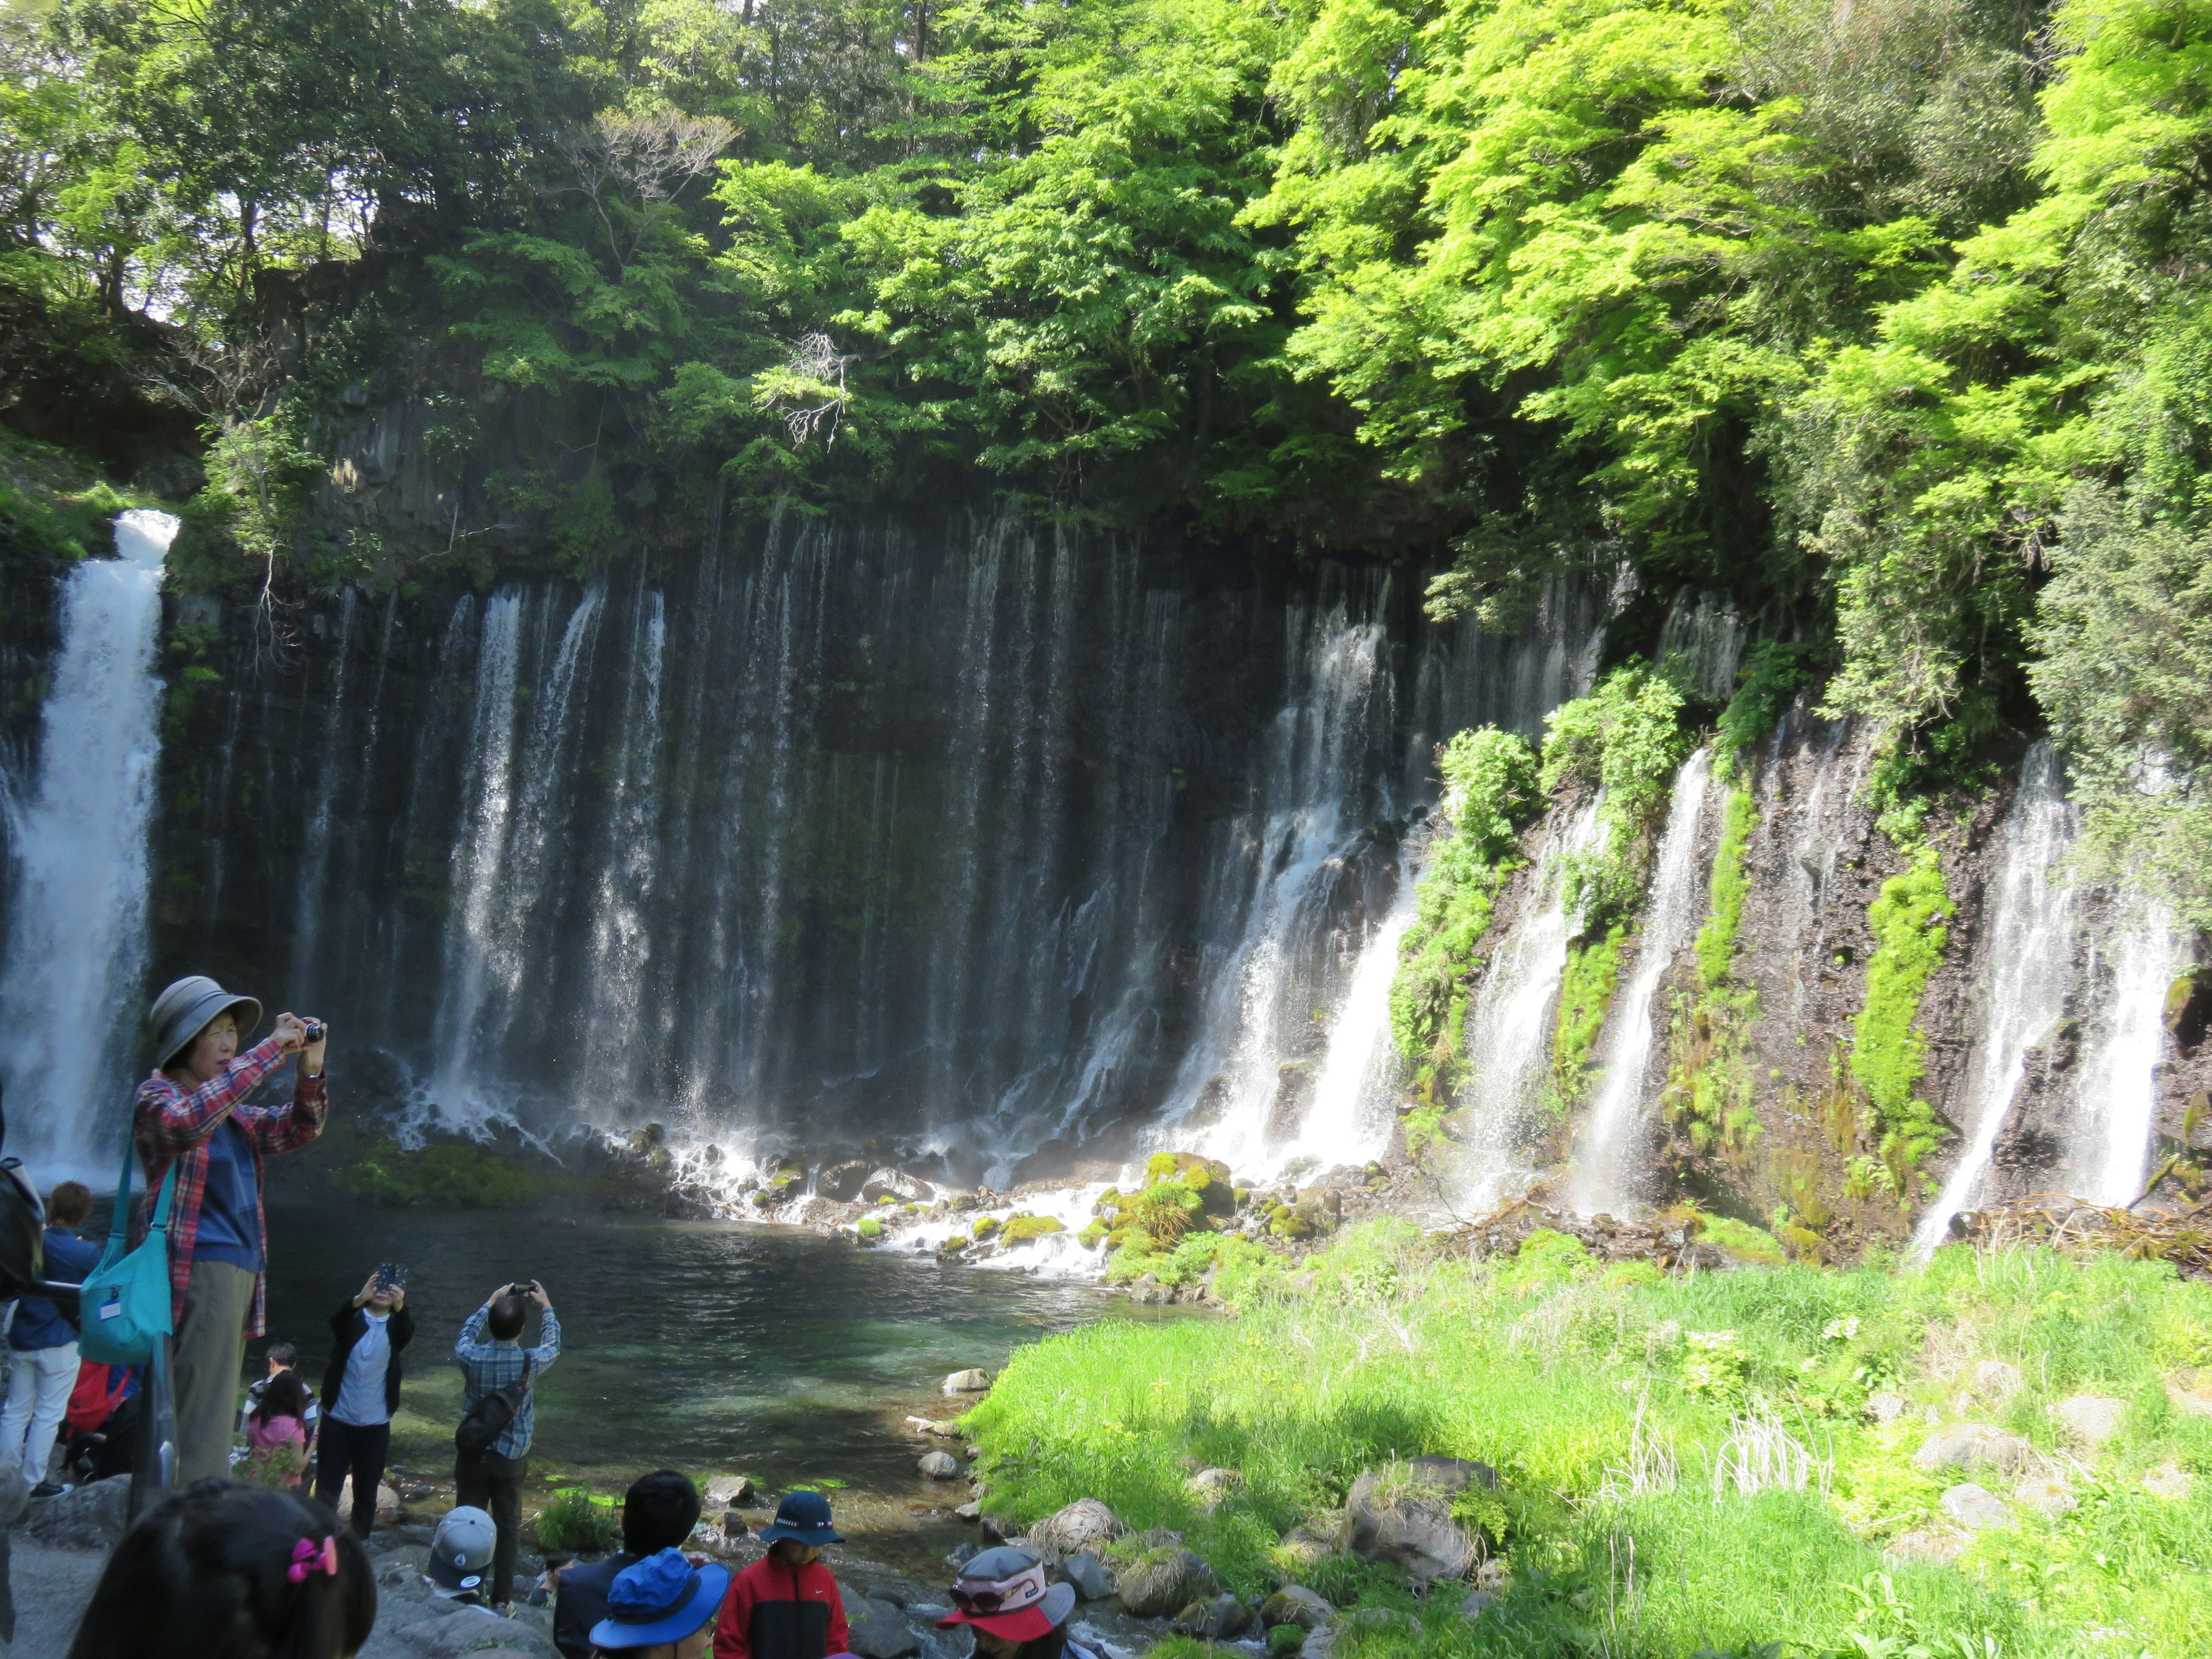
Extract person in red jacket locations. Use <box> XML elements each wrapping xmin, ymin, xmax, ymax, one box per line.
<box><xmin>712</xmin><ymin>1490</ymin><xmax>849</xmax><ymax>1659</ymax></box>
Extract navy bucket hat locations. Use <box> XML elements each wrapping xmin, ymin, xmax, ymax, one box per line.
<box><xmin>590</xmin><ymin>1548</ymin><xmax>732</xmax><ymax>1650</ymax></box>
<box><xmin>755</xmin><ymin>1488</ymin><xmax>841</xmax><ymax>1546</ymax></box>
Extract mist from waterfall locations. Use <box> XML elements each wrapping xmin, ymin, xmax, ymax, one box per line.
<box><xmin>1569</xmin><ymin>748</ymin><xmax>1713</xmax><ymax>1214</ymax></box>
<box><xmin>1913</xmin><ymin>741</ymin><xmax>2079</xmax><ymax>1257</ymax></box>
<box><xmin>0</xmin><ymin>511</ymin><xmax>177</xmax><ymax>1177</ymax></box>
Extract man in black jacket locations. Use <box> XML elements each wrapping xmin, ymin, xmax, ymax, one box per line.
<box><xmin>314</xmin><ymin>1268</ymin><xmax>414</xmax><ymax>1536</ymax></box>
<box><xmin>552</xmin><ymin>1470</ymin><xmax>703</xmax><ymax>1659</ymax></box>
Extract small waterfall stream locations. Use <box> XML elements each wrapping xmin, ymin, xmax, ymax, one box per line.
<box><xmin>1913</xmin><ymin>741</ymin><xmax>2079</xmax><ymax>1256</ymax></box>
<box><xmin>1456</xmin><ymin>793</ymin><xmax>1607</xmax><ymax>1209</ymax></box>
<box><xmin>1569</xmin><ymin>748</ymin><xmax>1713</xmax><ymax>1214</ymax></box>
<box><xmin>0</xmin><ymin>511</ymin><xmax>177</xmax><ymax>1176</ymax></box>
<box><xmin>2074</xmin><ymin>904</ymin><xmax>2179</xmax><ymax>1206</ymax></box>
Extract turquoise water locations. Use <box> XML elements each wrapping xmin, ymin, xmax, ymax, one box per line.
<box><xmin>263</xmin><ymin>1200</ymin><xmax>1151</xmax><ymax>1563</ymax></box>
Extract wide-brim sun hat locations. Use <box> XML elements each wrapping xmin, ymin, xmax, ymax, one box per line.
<box><xmin>937</xmin><ymin>1546</ymin><xmax>1077</xmax><ymax>1642</ymax></box>
<box><xmin>589</xmin><ymin>1548</ymin><xmax>732</xmax><ymax>1649</ymax></box>
<box><xmin>149</xmin><ymin>975</ymin><xmax>262</xmax><ymax>1070</ymax></box>
<box><xmin>756</xmin><ymin>1487</ymin><xmax>841</xmax><ymax>1546</ymax></box>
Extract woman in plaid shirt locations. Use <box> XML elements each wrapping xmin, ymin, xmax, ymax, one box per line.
<box><xmin>135</xmin><ymin>975</ymin><xmax>330</xmax><ymax>1486</ymax></box>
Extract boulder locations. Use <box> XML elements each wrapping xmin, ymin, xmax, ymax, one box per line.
<box><xmin>840</xmin><ymin>1590</ymin><xmax>922</xmax><ymax>1659</ymax></box>
<box><xmin>721</xmin><ymin>1512</ymin><xmax>751</xmax><ymax>1540</ymax></box>
<box><xmin>1275</xmin><ymin>1521</ymin><xmax>1340</xmax><ymax>1570</ymax></box>
<box><xmin>335</xmin><ymin>1477</ymin><xmax>402</xmax><ymax>1523</ymax></box>
<box><xmin>2162</xmin><ymin>1374</ymin><xmax>2212</xmax><ymax>1418</ymax></box>
<box><xmin>2013</xmin><ymin>1476</ymin><xmax>2077</xmax><ymax>1519</ymax></box>
<box><xmin>27</xmin><ymin>1474</ymin><xmax>131</xmax><ymax>1550</ymax></box>
<box><xmin>1912</xmin><ymin>1423</ymin><xmax>2033</xmax><ymax>1476</ymax></box>
<box><xmin>1115</xmin><ymin>1544</ymin><xmax>1217</xmax><ymax>1618</ymax></box>
<box><xmin>1184</xmin><ymin>1468</ymin><xmax>1242</xmax><ymax>1514</ymax></box>
<box><xmin>1885</xmin><ymin>1529</ymin><xmax>1964</xmax><ymax>1567</ymax></box>
<box><xmin>1939</xmin><ymin>1483</ymin><xmax>2010</xmax><ymax>1531</ymax></box>
<box><xmin>1267</xmin><ymin>1624</ymin><xmax>1306</xmax><ymax>1657</ymax></box>
<box><xmin>1027</xmin><ymin>1497</ymin><xmax>1126</xmax><ymax>1564</ymax></box>
<box><xmin>953</xmin><ymin>1502</ymin><xmax>982</xmax><ymax>1522</ymax></box>
<box><xmin>859</xmin><ymin>1576</ymin><xmax>933</xmax><ymax>1608</ymax></box>
<box><xmin>0</xmin><ymin>1466</ymin><xmax>26</xmax><ymax>1530</ymax></box>
<box><xmin>396</xmin><ymin>1605</ymin><xmax>539</xmax><ymax>1657</ymax></box>
<box><xmin>919</xmin><ymin>1451</ymin><xmax>961</xmax><ymax>1479</ymax></box>
<box><xmin>1346</xmin><ymin>1461</ymin><xmax>1486</xmax><ymax>1582</ymax></box>
<box><xmin>1061</xmin><ymin>1551</ymin><xmax>1118</xmax><ymax>1601</ymax></box>
<box><xmin>817</xmin><ymin>1160</ymin><xmax>873</xmax><ymax>1202</ymax></box>
<box><xmin>2055</xmin><ymin>1394</ymin><xmax>2127</xmax><ymax>1449</ymax></box>
<box><xmin>1257</xmin><ymin>1586</ymin><xmax>1334</xmax><ymax>1631</ymax></box>
<box><xmin>905</xmin><ymin>1416</ymin><xmax>960</xmax><ymax>1439</ymax></box>
<box><xmin>944</xmin><ymin>1541</ymin><xmax>983</xmax><ymax>1573</ymax></box>
<box><xmin>865</xmin><ymin>1169</ymin><xmax>931</xmax><ymax>1205</ymax></box>
<box><xmin>704</xmin><ymin>1474</ymin><xmax>759</xmax><ymax>1509</ymax></box>
<box><xmin>2143</xmin><ymin>1459</ymin><xmax>2195</xmax><ymax>1501</ymax></box>
<box><xmin>1170</xmin><ymin>1594</ymin><xmax>1249</xmax><ymax>1639</ymax></box>
<box><xmin>942</xmin><ymin>1368</ymin><xmax>993</xmax><ymax>1397</ymax></box>
<box><xmin>1460</xmin><ymin>1590</ymin><xmax>1494</xmax><ymax>1620</ymax></box>
<box><xmin>1967</xmin><ymin>1361</ymin><xmax>2023</xmax><ymax>1402</ymax></box>
<box><xmin>1863</xmin><ymin>1392</ymin><xmax>1909</xmax><ymax>1425</ymax></box>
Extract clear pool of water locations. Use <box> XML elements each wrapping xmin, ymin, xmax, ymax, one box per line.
<box><xmin>263</xmin><ymin>1199</ymin><xmax>1157</xmax><ymax>1567</ymax></box>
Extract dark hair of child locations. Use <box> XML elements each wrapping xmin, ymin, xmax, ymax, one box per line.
<box><xmin>66</xmin><ymin>1479</ymin><xmax>376</xmax><ymax>1659</ymax></box>
<box><xmin>622</xmin><ymin>1469</ymin><xmax>703</xmax><ymax>1555</ymax></box>
<box><xmin>253</xmin><ymin>1369</ymin><xmax>312</xmax><ymax>1427</ymax></box>
<box><xmin>266</xmin><ymin>1340</ymin><xmax>298</xmax><ymax>1369</ymax></box>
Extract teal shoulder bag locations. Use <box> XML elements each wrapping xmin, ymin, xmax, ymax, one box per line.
<box><xmin>77</xmin><ymin>1130</ymin><xmax>177</xmax><ymax>1366</ymax></box>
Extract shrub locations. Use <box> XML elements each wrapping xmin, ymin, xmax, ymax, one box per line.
<box><xmin>536</xmin><ymin>1487</ymin><xmax>620</xmax><ymax>1553</ymax></box>
<box><xmin>1127</xmin><ymin>1180</ymin><xmax>1205</xmax><ymax>1244</ymax></box>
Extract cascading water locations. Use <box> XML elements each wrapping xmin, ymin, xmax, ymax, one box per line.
<box><xmin>1569</xmin><ymin>748</ymin><xmax>1713</xmax><ymax>1214</ymax></box>
<box><xmin>0</xmin><ymin>511</ymin><xmax>177</xmax><ymax>1176</ymax></box>
<box><xmin>1912</xmin><ymin>741</ymin><xmax>2080</xmax><ymax>1256</ymax></box>
<box><xmin>2073</xmin><ymin>903</ymin><xmax>2180</xmax><ymax>1207</ymax></box>
<box><xmin>1455</xmin><ymin>794</ymin><xmax>1607</xmax><ymax>1210</ymax></box>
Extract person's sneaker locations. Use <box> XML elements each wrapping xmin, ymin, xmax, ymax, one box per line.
<box><xmin>29</xmin><ymin>1480</ymin><xmax>66</xmax><ymax>1498</ymax></box>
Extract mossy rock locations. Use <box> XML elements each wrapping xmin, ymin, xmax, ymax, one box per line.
<box><xmin>1078</xmin><ymin>1220</ymin><xmax>1110</xmax><ymax>1249</ymax></box>
<box><xmin>1270</xmin><ymin>1202</ymin><xmax>1331</xmax><ymax>1240</ymax></box>
<box><xmin>334</xmin><ymin>1140</ymin><xmax>539</xmax><ymax>1209</ymax></box>
<box><xmin>1108</xmin><ymin>1224</ymin><xmax>1156</xmax><ymax>1252</ymax></box>
<box><xmin>1003</xmin><ymin>1214</ymin><xmax>1066</xmax><ymax>1243</ymax></box>
<box><xmin>942</xmin><ymin>1234</ymin><xmax>971</xmax><ymax>1253</ymax></box>
<box><xmin>855</xmin><ymin>1218</ymin><xmax>884</xmax><ymax>1243</ymax></box>
<box><xmin>1699</xmin><ymin>1215</ymin><xmax>1787</xmax><ymax>1266</ymax></box>
<box><xmin>972</xmin><ymin>1215</ymin><xmax>1003</xmax><ymax>1240</ymax></box>
<box><xmin>1779</xmin><ymin>1224</ymin><xmax>1828</xmax><ymax>1262</ymax></box>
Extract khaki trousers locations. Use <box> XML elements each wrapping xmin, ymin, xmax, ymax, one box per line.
<box><xmin>173</xmin><ymin>1260</ymin><xmax>255</xmax><ymax>1486</ymax></box>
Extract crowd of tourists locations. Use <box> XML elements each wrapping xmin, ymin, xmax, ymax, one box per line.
<box><xmin>3</xmin><ymin>971</ymin><xmax>1082</xmax><ymax>1659</ymax></box>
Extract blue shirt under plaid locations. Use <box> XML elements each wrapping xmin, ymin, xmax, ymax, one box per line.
<box><xmin>454</xmin><ymin>1301</ymin><xmax>561</xmax><ymax>1459</ymax></box>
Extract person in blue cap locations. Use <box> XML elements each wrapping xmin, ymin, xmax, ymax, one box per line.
<box><xmin>590</xmin><ymin>1547</ymin><xmax>732</xmax><ymax>1658</ymax></box>
<box><xmin>711</xmin><ymin>1490</ymin><xmax>850</xmax><ymax>1659</ymax></box>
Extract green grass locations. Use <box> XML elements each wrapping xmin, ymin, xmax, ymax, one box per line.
<box><xmin>1852</xmin><ymin>847</ymin><xmax>1956</xmax><ymax>1187</ymax></box>
<box><xmin>967</xmin><ymin>1224</ymin><xmax>2212</xmax><ymax>1658</ymax></box>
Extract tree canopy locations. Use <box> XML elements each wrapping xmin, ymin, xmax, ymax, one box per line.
<box><xmin>9</xmin><ymin>0</ymin><xmax>2212</xmax><ymax>913</ymax></box>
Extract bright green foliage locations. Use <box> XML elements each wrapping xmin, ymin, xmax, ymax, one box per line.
<box><xmin>967</xmin><ymin>1225</ymin><xmax>2212</xmax><ymax>1655</ymax></box>
<box><xmin>1853</xmin><ymin>848</ymin><xmax>1956</xmax><ymax>1188</ymax></box>
<box><xmin>1541</xmin><ymin>665</ymin><xmax>1692</xmax><ymax>927</ymax></box>
<box><xmin>1387</xmin><ymin>728</ymin><xmax>1540</xmax><ymax>1070</ymax></box>
<box><xmin>1550</xmin><ymin>922</ymin><xmax>1625</xmax><ymax>1114</ymax></box>
<box><xmin>1001</xmin><ymin>1214</ymin><xmax>1066</xmax><ymax>1243</ymax></box>
<box><xmin>536</xmin><ymin>1486</ymin><xmax>622</xmax><ymax>1552</ymax></box>
<box><xmin>1696</xmin><ymin>786</ymin><xmax>1757</xmax><ymax>992</ymax></box>
<box><xmin>855</xmin><ymin>1217</ymin><xmax>884</xmax><ymax>1243</ymax></box>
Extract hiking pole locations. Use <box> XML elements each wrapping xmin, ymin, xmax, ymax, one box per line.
<box><xmin>128</xmin><ymin>1330</ymin><xmax>178</xmax><ymax>1522</ymax></box>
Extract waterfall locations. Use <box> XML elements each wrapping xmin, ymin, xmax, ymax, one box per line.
<box><xmin>1911</xmin><ymin>747</ymin><xmax>2079</xmax><ymax>1256</ymax></box>
<box><xmin>290</xmin><ymin>587</ymin><xmax>356</xmax><ymax>999</ymax></box>
<box><xmin>576</xmin><ymin>589</ymin><xmax>666</xmax><ymax>1111</ymax></box>
<box><xmin>2073</xmin><ymin>903</ymin><xmax>2179</xmax><ymax>1207</ymax></box>
<box><xmin>1912</xmin><ymin>741</ymin><xmax>2080</xmax><ymax>1256</ymax></box>
<box><xmin>0</xmin><ymin>511</ymin><xmax>177</xmax><ymax>1177</ymax></box>
<box><xmin>1277</xmin><ymin>839</ymin><xmax>1424</xmax><ymax>1172</ymax></box>
<box><xmin>1569</xmin><ymin>748</ymin><xmax>1714</xmax><ymax>1214</ymax></box>
<box><xmin>1455</xmin><ymin>794</ymin><xmax>1607</xmax><ymax>1209</ymax></box>
<box><xmin>1164</xmin><ymin>596</ymin><xmax>1395</xmax><ymax>1175</ymax></box>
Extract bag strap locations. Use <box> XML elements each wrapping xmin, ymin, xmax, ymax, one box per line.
<box><xmin>145</xmin><ymin>1162</ymin><xmax>179</xmax><ymax>1236</ymax></box>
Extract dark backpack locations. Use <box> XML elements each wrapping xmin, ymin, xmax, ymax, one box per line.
<box><xmin>456</xmin><ymin>1355</ymin><xmax>532</xmax><ymax>1459</ymax></box>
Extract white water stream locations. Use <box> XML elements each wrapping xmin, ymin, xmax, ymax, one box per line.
<box><xmin>1912</xmin><ymin>741</ymin><xmax>2078</xmax><ymax>1257</ymax></box>
<box><xmin>0</xmin><ymin>511</ymin><xmax>177</xmax><ymax>1177</ymax></box>
<box><xmin>2074</xmin><ymin>903</ymin><xmax>2179</xmax><ymax>1207</ymax></box>
<box><xmin>1455</xmin><ymin>793</ymin><xmax>1607</xmax><ymax>1210</ymax></box>
<box><xmin>1569</xmin><ymin>748</ymin><xmax>1713</xmax><ymax>1214</ymax></box>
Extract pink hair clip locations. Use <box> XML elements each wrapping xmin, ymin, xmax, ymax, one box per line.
<box><xmin>288</xmin><ymin>1535</ymin><xmax>339</xmax><ymax>1584</ymax></box>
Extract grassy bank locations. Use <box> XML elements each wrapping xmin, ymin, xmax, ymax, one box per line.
<box><xmin>964</xmin><ymin>1223</ymin><xmax>2212</xmax><ymax>1658</ymax></box>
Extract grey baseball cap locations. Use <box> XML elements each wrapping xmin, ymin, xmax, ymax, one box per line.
<box><xmin>426</xmin><ymin>1506</ymin><xmax>498</xmax><ymax>1600</ymax></box>
<box><xmin>148</xmin><ymin>975</ymin><xmax>262</xmax><ymax>1070</ymax></box>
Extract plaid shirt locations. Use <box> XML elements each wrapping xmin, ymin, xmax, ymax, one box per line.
<box><xmin>455</xmin><ymin>1301</ymin><xmax>560</xmax><ymax>1459</ymax></box>
<box><xmin>134</xmin><ymin>1036</ymin><xmax>329</xmax><ymax>1341</ymax></box>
